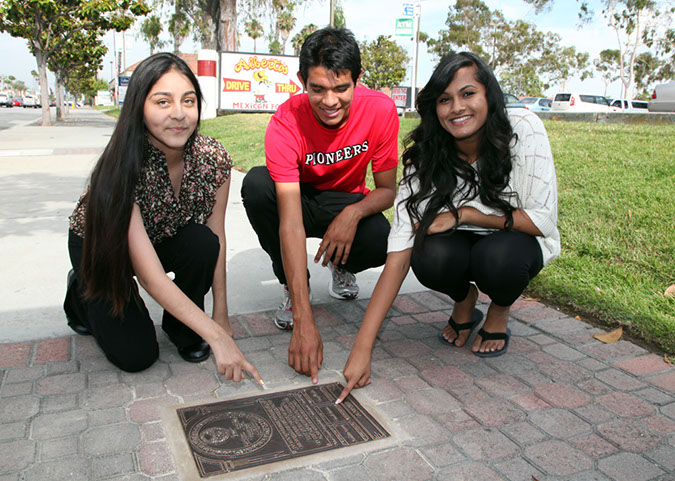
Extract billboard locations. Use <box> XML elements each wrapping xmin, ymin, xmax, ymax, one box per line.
<box><xmin>118</xmin><ymin>76</ymin><xmax>130</xmax><ymax>105</ymax></box>
<box><xmin>219</xmin><ymin>52</ymin><xmax>301</xmax><ymax>112</ymax></box>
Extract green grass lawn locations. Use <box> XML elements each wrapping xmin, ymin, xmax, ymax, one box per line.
<box><xmin>201</xmin><ymin>113</ymin><xmax>675</xmax><ymax>354</ymax></box>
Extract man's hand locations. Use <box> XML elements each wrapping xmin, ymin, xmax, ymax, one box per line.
<box><xmin>288</xmin><ymin>322</ymin><xmax>324</xmax><ymax>383</ymax></box>
<box><xmin>314</xmin><ymin>206</ymin><xmax>360</xmax><ymax>266</ymax></box>
<box><xmin>335</xmin><ymin>344</ymin><xmax>372</xmax><ymax>404</ymax></box>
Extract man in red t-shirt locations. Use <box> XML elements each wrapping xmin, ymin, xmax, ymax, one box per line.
<box><xmin>241</xmin><ymin>27</ymin><xmax>399</xmax><ymax>384</ymax></box>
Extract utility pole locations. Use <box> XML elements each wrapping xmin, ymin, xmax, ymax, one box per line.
<box><xmin>330</xmin><ymin>0</ymin><xmax>335</xmax><ymax>27</ymax></box>
<box><xmin>410</xmin><ymin>0</ymin><xmax>421</xmax><ymax>107</ymax></box>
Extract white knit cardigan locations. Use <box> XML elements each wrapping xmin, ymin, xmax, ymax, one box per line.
<box><xmin>388</xmin><ymin>108</ymin><xmax>561</xmax><ymax>266</ymax></box>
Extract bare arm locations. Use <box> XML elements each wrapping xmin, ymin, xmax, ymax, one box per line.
<box><xmin>128</xmin><ymin>204</ymin><xmax>262</xmax><ymax>384</ymax></box>
<box><xmin>336</xmin><ymin>248</ymin><xmax>412</xmax><ymax>403</ymax></box>
<box><xmin>205</xmin><ymin>177</ymin><xmax>232</xmax><ymax>336</ymax></box>
<box><xmin>314</xmin><ymin>167</ymin><xmax>397</xmax><ymax>266</ymax></box>
<box><xmin>428</xmin><ymin>207</ymin><xmax>543</xmax><ymax>237</ymax></box>
<box><xmin>276</xmin><ymin>181</ymin><xmax>323</xmax><ymax>383</ymax></box>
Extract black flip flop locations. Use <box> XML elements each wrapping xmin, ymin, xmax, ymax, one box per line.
<box><xmin>474</xmin><ymin>328</ymin><xmax>511</xmax><ymax>358</ymax></box>
<box><xmin>438</xmin><ymin>308</ymin><xmax>484</xmax><ymax>346</ymax></box>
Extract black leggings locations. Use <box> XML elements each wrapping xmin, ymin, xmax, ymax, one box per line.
<box><xmin>64</xmin><ymin>223</ymin><xmax>219</xmax><ymax>372</ymax></box>
<box><xmin>241</xmin><ymin>166</ymin><xmax>390</xmax><ymax>285</ymax></box>
<box><xmin>410</xmin><ymin>230</ymin><xmax>543</xmax><ymax>307</ymax></box>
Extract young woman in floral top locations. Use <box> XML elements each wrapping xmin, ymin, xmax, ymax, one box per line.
<box><xmin>64</xmin><ymin>53</ymin><xmax>262</xmax><ymax>383</ymax></box>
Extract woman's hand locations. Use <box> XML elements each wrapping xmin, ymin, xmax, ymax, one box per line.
<box><xmin>335</xmin><ymin>344</ymin><xmax>373</xmax><ymax>404</ymax></box>
<box><xmin>209</xmin><ymin>331</ymin><xmax>263</xmax><ymax>384</ymax></box>
<box><xmin>427</xmin><ymin>211</ymin><xmax>458</xmax><ymax>234</ymax></box>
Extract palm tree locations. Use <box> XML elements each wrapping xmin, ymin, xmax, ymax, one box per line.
<box><xmin>278</xmin><ymin>10</ymin><xmax>296</xmax><ymax>54</ymax></box>
<box><xmin>291</xmin><ymin>23</ymin><xmax>317</xmax><ymax>56</ymax></box>
<box><xmin>244</xmin><ymin>18</ymin><xmax>264</xmax><ymax>53</ymax></box>
<box><xmin>139</xmin><ymin>15</ymin><xmax>166</xmax><ymax>54</ymax></box>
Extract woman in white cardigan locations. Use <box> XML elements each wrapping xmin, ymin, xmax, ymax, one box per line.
<box><xmin>336</xmin><ymin>52</ymin><xmax>560</xmax><ymax>403</ymax></box>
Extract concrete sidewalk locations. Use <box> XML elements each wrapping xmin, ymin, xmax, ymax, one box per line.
<box><xmin>0</xmin><ymin>108</ymin><xmax>673</xmax><ymax>480</ymax></box>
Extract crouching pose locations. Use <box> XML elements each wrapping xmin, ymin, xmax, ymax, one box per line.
<box><xmin>336</xmin><ymin>52</ymin><xmax>560</xmax><ymax>402</ymax></box>
<box><xmin>241</xmin><ymin>27</ymin><xmax>399</xmax><ymax>384</ymax></box>
<box><xmin>64</xmin><ymin>52</ymin><xmax>262</xmax><ymax>383</ymax></box>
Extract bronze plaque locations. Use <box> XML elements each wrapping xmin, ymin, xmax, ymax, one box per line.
<box><xmin>176</xmin><ymin>382</ymin><xmax>389</xmax><ymax>477</ymax></box>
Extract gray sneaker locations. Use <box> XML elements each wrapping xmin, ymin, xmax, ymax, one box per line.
<box><xmin>274</xmin><ymin>284</ymin><xmax>312</xmax><ymax>330</ymax></box>
<box><xmin>328</xmin><ymin>264</ymin><xmax>359</xmax><ymax>300</ymax></box>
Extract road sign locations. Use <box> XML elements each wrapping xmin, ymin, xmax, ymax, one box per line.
<box><xmin>402</xmin><ymin>2</ymin><xmax>414</xmax><ymax>17</ymax></box>
<box><xmin>395</xmin><ymin>18</ymin><xmax>413</xmax><ymax>37</ymax></box>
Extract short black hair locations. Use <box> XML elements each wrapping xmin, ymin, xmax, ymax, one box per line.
<box><xmin>299</xmin><ymin>27</ymin><xmax>361</xmax><ymax>84</ymax></box>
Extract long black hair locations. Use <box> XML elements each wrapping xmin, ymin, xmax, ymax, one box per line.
<box><xmin>81</xmin><ymin>52</ymin><xmax>203</xmax><ymax>315</ymax></box>
<box><xmin>401</xmin><ymin>52</ymin><xmax>516</xmax><ymax>250</ymax></box>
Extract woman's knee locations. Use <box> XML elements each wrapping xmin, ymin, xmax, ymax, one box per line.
<box><xmin>411</xmin><ymin>234</ymin><xmax>468</xmax><ymax>284</ymax></box>
<box><xmin>107</xmin><ymin>344</ymin><xmax>159</xmax><ymax>372</ymax></box>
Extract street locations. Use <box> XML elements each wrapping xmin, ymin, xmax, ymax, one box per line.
<box><xmin>0</xmin><ymin>105</ymin><xmax>45</xmax><ymax>131</ymax></box>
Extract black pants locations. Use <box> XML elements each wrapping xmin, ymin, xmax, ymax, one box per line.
<box><xmin>64</xmin><ymin>223</ymin><xmax>219</xmax><ymax>372</ymax></box>
<box><xmin>241</xmin><ymin>166</ymin><xmax>390</xmax><ymax>285</ymax></box>
<box><xmin>410</xmin><ymin>230</ymin><xmax>543</xmax><ymax>307</ymax></box>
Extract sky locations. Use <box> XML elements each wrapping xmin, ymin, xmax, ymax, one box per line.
<box><xmin>0</xmin><ymin>0</ymin><xmax>627</xmax><ymax>98</ymax></box>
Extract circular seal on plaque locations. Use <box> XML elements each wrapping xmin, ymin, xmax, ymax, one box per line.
<box><xmin>189</xmin><ymin>411</ymin><xmax>273</xmax><ymax>457</ymax></box>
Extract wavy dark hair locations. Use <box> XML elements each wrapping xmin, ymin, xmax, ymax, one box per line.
<box><xmin>81</xmin><ymin>52</ymin><xmax>202</xmax><ymax>316</ymax></box>
<box><xmin>401</xmin><ymin>52</ymin><xmax>517</xmax><ymax>250</ymax></box>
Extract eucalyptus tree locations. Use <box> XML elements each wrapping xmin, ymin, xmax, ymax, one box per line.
<box><xmin>523</xmin><ymin>0</ymin><xmax>675</xmax><ymax>99</ymax></box>
<box><xmin>426</xmin><ymin>0</ymin><xmax>595</xmax><ymax>96</ymax></box>
<box><xmin>594</xmin><ymin>49</ymin><xmax>622</xmax><ymax>95</ymax></box>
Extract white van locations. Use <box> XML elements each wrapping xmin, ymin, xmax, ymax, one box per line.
<box><xmin>610</xmin><ymin>99</ymin><xmax>649</xmax><ymax>112</ymax></box>
<box><xmin>551</xmin><ymin>93</ymin><xmax>612</xmax><ymax>112</ymax></box>
<box><xmin>22</xmin><ymin>94</ymin><xmax>40</xmax><ymax>108</ymax></box>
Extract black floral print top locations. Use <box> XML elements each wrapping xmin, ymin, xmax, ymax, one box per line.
<box><xmin>69</xmin><ymin>134</ymin><xmax>233</xmax><ymax>244</ymax></box>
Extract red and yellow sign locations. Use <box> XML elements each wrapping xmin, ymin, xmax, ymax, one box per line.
<box><xmin>223</xmin><ymin>78</ymin><xmax>251</xmax><ymax>92</ymax></box>
<box><xmin>220</xmin><ymin>52</ymin><xmax>300</xmax><ymax>112</ymax></box>
<box><xmin>275</xmin><ymin>80</ymin><xmax>300</xmax><ymax>96</ymax></box>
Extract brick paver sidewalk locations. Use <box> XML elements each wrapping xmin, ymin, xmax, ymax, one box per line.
<box><xmin>0</xmin><ymin>290</ymin><xmax>673</xmax><ymax>480</ymax></box>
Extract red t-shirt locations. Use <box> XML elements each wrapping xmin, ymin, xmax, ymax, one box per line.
<box><xmin>265</xmin><ymin>85</ymin><xmax>399</xmax><ymax>194</ymax></box>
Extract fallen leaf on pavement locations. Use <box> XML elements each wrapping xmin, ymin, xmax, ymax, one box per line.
<box><xmin>665</xmin><ymin>354</ymin><xmax>672</xmax><ymax>366</ymax></box>
<box><xmin>665</xmin><ymin>285</ymin><xmax>675</xmax><ymax>297</ymax></box>
<box><xmin>575</xmin><ymin>315</ymin><xmax>582</xmax><ymax>320</ymax></box>
<box><xmin>522</xmin><ymin>297</ymin><xmax>541</xmax><ymax>302</ymax></box>
<box><xmin>532</xmin><ymin>476</ymin><xmax>540</xmax><ymax>481</ymax></box>
<box><xmin>594</xmin><ymin>327</ymin><xmax>623</xmax><ymax>344</ymax></box>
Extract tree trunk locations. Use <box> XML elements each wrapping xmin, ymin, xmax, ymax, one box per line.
<box><xmin>56</xmin><ymin>73</ymin><xmax>66</xmax><ymax>120</ymax></box>
<box><xmin>34</xmin><ymin>51</ymin><xmax>52</xmax><ymax>126</ymax></box>
<box><xmin>220</xmin><ymin>0</ymin><xmax>237</xmax><ymax>51</ymax></box>
<box><xmin>201</xmin><ymin>0</ymin><xmax>219</xmax><ymax>49</ymax></box>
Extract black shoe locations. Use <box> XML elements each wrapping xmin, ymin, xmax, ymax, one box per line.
<box><xmin>65</xmin><ymin>269</ymin><xmax>91</xmax><ymax>336</ymax></box>
<box><xmin>177</xmin><ymin>340</ymin><xmax>211</xmax><ymax>363</ymax></box>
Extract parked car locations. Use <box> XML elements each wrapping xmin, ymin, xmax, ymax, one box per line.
<box><xmin>648</xmin><ymin>81</ymin><xmax>675</xmax><ymax>112</ymax></box>
<box><xmin>0</xmin><ymin>93</ymin><xmax>12</xmax><ymax>108</ymax></box>
<box><xmin>11</xmin><ymin>98</ymin><xmax>21</xmax><ymax>107</ymax></box>
<box><xmin>551</xmin><ymin>92</ymin><xmax>612</xmax><ymax>112</ymax></box>
<box><xmin>510</xmin><ymin>97</ymin><xmax>552</xmax><ymax>112</ymax></box>
<box><xmin>22</xmin><ymin>94</ymin><xmax>40</xmax><ymax>108</ymax></box>
<box><xmin>503</xmin><ymin>93</ymin><xmax>523</xmax><ymax>108</ymax></box>
<box><xmin>610</xmin><ymin>99</ymin><xmax>649</xmax><ymax>112</ymax></box>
